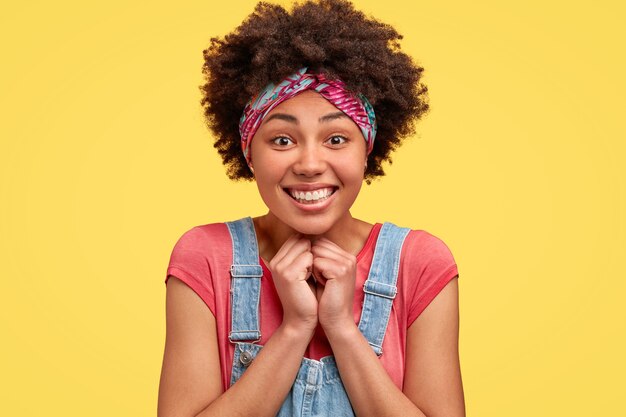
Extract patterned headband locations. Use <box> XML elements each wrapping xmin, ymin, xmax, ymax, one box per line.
<box><xmin>238</xmin><ymin>67</ymin><xmax>377</xmax><ymax>166</ymax></box>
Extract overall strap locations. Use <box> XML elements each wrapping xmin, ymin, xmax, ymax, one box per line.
<box><xmin>225</xmin><ymin>217</ymin><xmax>263</xmax><ymax>343</ymax></box>
<box><xmin>358</xmin><ymin>222</ymin><xmax>411</xmax><ymax>356</ymax></box>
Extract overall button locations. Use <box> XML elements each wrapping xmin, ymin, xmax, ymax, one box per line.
<box><xmin>240</xmin><ymin>350</ymin><xmax>253</xmax><ymax>367</ymax></box>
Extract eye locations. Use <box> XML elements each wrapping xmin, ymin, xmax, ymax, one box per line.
<box><xmin>271</xmin><ymin>136</ymin><xmax>294</xmax><ymax>146</ymax></box>
<box><xmin>327</xmin><ymin>135</ymin><xmax>348</xmax><ymax>146</ymax></box>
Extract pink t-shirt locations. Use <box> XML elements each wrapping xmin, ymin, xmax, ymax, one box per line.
<box><xmin>165</xmin><ymin>222</ymin><xmax>459</xmax><ymax>391</ymax></box>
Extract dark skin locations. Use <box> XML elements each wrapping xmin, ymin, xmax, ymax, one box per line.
<box><xmin>253</xmin><ymin>214</ymin><xmax>374</xmax><ymax>297</ymax></box>
<box><xmin>200</xmin><ymin>0</ymin><xmax>429</xmax><ymax>184</ymax></box>
<box><xmin>158</xmin><ymin>88</ymin><xmax>464</xmax><ymax>417</ymax></box>
<box><xmin>252</xmin><ymin>213</ymin><xmax>374</xmax><ymax>265</ymax></box>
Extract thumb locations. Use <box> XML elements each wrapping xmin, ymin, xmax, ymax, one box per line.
<box><xmin>312</xmin><ymin>265</ymin><xmax>327</xmax><ymax>286</ymax></box>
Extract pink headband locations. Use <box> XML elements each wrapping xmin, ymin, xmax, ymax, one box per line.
<box><xmin>238</xmin><ymin>67</ymin><xmax>377</xmax><ymax>166</ymax></box>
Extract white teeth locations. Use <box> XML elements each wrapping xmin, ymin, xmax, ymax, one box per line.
<box><xmin>288</xmin><ymin>187</ymin><xmax>334</xmax><ymax>203</ymax></box>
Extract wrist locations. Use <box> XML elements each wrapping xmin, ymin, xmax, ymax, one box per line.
<box><xmin>278</xmin><ymin>320</ymin><xmax>316</xmax><ymax>342</ymax></box>
<box><xmin>321</xmin><ymin>318</ymin><xmax>359</xmax><ymax>341</ymax></box>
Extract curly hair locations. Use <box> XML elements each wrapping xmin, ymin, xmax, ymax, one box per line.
<box><xmin>200</xmin><ymin>0</ymin><xmax>429</xmax><ymax>184</ymax></box>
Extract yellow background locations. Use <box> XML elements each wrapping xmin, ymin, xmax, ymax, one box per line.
<box><xmin>1</xmin><ymin>0</ymin><xmax>624</xmax><ymax>415</ymax></box>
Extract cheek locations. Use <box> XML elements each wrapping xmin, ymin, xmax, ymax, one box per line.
<box><xmin>256</xmin><ymin>170</ymin><xmax>279</xmax><ymax>192</ymax></box>
<box><xmin>254</xmin><ymin>166</ymin><xmax>286</xmax><ymax>202</ymax></box>
<box><xmin>337</xmin><ymin>159</ymin><xmax>366</xmax><ymax>182</ymax></box>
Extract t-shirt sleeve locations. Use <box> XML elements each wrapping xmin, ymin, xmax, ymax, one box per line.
<box><xmin>404</xmin><ymin>230</ymin><xmax>459</xmax><ymax>326</ymax></box>
<box><xmin>165</xmin><ymin>226</ymin><xmax>216</xmax><ymax>316</ymax></box>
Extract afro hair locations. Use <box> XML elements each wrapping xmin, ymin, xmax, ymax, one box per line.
<box><xmin>200</xmin><ymin>0</ymin><xmax>429</xmax><ymax>184</ymax></box>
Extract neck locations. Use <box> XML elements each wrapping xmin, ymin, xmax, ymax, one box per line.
<box><xmin>254</xmin><ymin>211</ymin><xmax>371</xmax><ymax>263</ymax></box>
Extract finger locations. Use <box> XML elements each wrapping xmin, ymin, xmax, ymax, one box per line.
<box><xmin>312</xmin><ymin>238</ymin><xmax>352</xmax><ymax>260</ymax></box>
<box><xmin>310</xmin><ymin>244</ymin><xmax>341</xmax><ymax>261</ymax></box>
<box><xmin>312</xmin><ymin>257</ymin><xmax>344</xmax><ymax>281</ymax></box>
<box><xmin>287</xmin><ymin>249</ymin><xmax>314</xmax><ymax>281</ymax></box>
<box><xmin>276</xmin><ymin>238</ymin><xmax>312</xmax><ymax>270</ymax></box>
<box><xmin>311</xmin><ymin>243</ymin><xmax>354</xmax><ymax>265</ymax></box>
<box><xmin>271</xmin><ymin>233</ymin><xmax>303</xmax><ymax>264</ymax></box>
<box><xmin>311</xmin><ymin>266</ymin><xmax>326</xmax><ymax>286</ymax></box>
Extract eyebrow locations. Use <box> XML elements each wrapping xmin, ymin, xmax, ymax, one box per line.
<box><xmin>263</xmin><ymin>111</ymin><xmax>348</xmax><ymax>125</ymax></box>
<box><xmin>319</xmin><ymin>111</ymin><xmax>349</xmax><ymax>123</ymax></box>
<box><xmin>264</xmin><ymin>113</ymin><xmax>299</xmax><ymax>125</ymax></box>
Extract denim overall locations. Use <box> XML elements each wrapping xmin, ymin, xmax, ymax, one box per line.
<box><xmin>225</xmin><ymin>217</ymin><xmax>410</xmax><ymax>417</ymax></box>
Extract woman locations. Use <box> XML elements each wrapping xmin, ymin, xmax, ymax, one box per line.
<box><xmin>158</xmin><ymin>1</ymin><xmax>465</xmax><ymax>416</ymax></box>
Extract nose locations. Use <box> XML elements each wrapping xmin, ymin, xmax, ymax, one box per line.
<box><xmin>292</xmin><ymin>142</ymin><xmax>327</xmax><ymax>177</ymax></box>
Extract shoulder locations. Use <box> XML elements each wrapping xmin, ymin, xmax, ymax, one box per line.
<box><xmin>165</xmin><ymin>221</ymin><xmax>234</xmax><ymax>313</ymax></box>
<box><xmin>381</xmin><ymin>223</ymin><xmax>457</xmax><ymax>272</ymax></box>
<box><xmin>167</xmin><ymin>221</ymin><xmax>234</xmax><ymax>279</ymax></box>
<box><xmin>392</xmin><ymin>226</ymin><xmax>459</xmax><ymax>324</ymax></box>
<box><xmin>170</xmin><ymin>222</ymin><xmax>232</xmax><ymax>252</ymax></box>
<box><xmin>402</xmin><ymin>229</ymin><xmax>457</xmax><ymax>266</ymax></box>
<box><xmin>395</xmin><ymin>226</ymin><xmax>459</xmax><ymax>289</ymax></box>
<box><xmin>377</xmin><ymin>222</ymin><xmax>458</xmax><ymax>280</ymax></box>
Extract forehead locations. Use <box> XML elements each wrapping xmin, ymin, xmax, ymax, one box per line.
<box><xmin>267</xmin><ymin>90</ymin><xmax>338</xmax><ymax>115</ymax></box>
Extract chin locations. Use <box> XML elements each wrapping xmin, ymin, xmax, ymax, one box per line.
<box><xmin>284</xmin><ymin>216</ymin><xmax>336</xmax><ymax>237</ymax></box>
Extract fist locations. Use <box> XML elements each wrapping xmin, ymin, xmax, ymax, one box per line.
<box><xmin>267</xmin><ymin>233</ymin><xmax>318</xmax><ymax>332</ymax></box>
<box><xmin>311</xmin><ymin>238</ymin><xmax>357</xmax><ymax>331</ymax></box>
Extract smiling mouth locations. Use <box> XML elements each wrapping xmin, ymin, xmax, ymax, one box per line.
<box><xmin>283</xmin><ymin>187</ymin><xmax>338</xmax><ymax>204</ymax></box>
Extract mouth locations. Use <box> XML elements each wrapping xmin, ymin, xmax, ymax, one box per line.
<box><xmin>282</xmin><ymin>186</ymin><xmax>338</xmax><ymax>205</ymax></box>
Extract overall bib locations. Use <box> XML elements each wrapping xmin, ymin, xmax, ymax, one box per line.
<box><xmin>225</xmin><ymin>217</ymin><xmax>410</xmax><ymax>417</ymax></box>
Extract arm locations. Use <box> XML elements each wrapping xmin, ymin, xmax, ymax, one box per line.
<box><xmin>313</xmin><ymin>231</ymin><xmax>464</xmax><ymax>417</ymax></box>
<box><xmin>325</xmin><ymin>277</ymin><xmax>464</xmax><ymax>417</ymax></box>
<box><xmin>157</xmin><ymin>276</ymin><xmax>315</xmax><ymax>417</ymax></box>
<box><xmin>403</xmin><ymin>276</ymin><xmax>465</xmax><ymax>416</ymax></box>
<box><xmin>158</xmin><ymin>234</ymin><xmax>319</xmax><ymax>417</ymax></box>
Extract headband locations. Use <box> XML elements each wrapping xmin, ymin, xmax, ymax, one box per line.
<box><xmin>238</xmin><ymin>67</ymin><xmax>377</xmax><ymax>166</ymax></box>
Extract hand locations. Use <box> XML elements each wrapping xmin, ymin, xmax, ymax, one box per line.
<box><xmin>267</xmin><ymin>233</ymin><xmax>318</xmax><ymax>333</ymax></box>
<box><xmin>311</xmin><ymin>238</ymin><xmax>357</xmax><ymax>332</ymax></box>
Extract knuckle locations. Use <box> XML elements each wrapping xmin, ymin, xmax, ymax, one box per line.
<box><xmin>273</xmin><ymin>263</ymin><xmax>285</xmax><ymax>276</ymax></box>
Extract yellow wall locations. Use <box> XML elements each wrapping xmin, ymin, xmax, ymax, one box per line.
<box><xmin>1</xmin><ymin>0</ymin><xmax>624</xmax><ymax>415</ymax></box>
